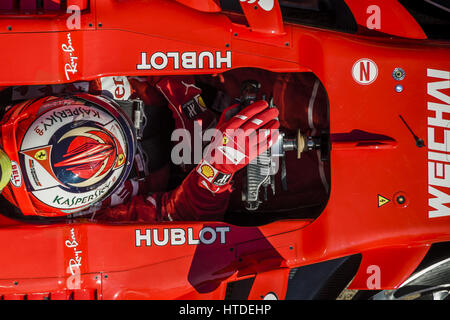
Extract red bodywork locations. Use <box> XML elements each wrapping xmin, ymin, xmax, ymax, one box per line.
<box><xmin>0</xmin><ymin>0</ymin><xmax>449</xmax><ymax>299</ymax></box>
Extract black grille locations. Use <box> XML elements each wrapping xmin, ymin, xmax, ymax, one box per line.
<box><xmin>225</xmin><ymin>277</ymin><xmax>255</xmax><ymax>300</ymax></box>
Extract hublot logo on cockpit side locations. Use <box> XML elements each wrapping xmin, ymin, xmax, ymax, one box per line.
<box><xmin>135</xmin><ymin>227</ymin><xmax>230</xmax><ymax>247</ymax></box>
<box><xmin>136</xmin><ymin>51</ymin><xmax>232</xmax><ymax>71</ymax></box>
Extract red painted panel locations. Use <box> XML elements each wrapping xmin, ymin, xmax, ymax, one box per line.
<box><xmin>348</xmin><ymin>246</ymin><xmax>430</xmax><ymax>289</ymax></box>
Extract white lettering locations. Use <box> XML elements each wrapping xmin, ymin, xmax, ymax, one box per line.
<box><xmin>429</xmin><ymin>151</ymin><xmax>450</xmax><ymax>162</ymax></box>
<box><xmin>136</xmin><ymin>52</ymin><xmax>151</xmax><ymax>70</ymax></box>
<box><xmin>150</xmin><ymin>52</ymin><xmax>169</xmax><ymax>70</ymax></box>
<box><xmin>137</xmin><ymin>51</ymin><xmax>232</xmax><ymax>71</ymax></box>
<box><xmin>179</xmin><ymin>304</ymin><xmax>214</xmax><ymax>317</ymax></box>
<box><xmin>215</xmin><ymin>227</ymin><xmax>230</xmax><ymax>244</ymax></box>
<box><xmin>167</xmin><ymin>52</ymin><xmax>180</xmax><ymax>69</ymax></box>
<box><xmin>216</xmin><ymin>51</ymin><xmax>232</xmax><ymax>69</ymax></box>
<box><xmin>199</xmin><ymin>227</ymin><xmax>216</xmax><ymax>245</ymax></box>
<box><xmin>428</xmin><ymin>102</ymin><xmax>450</xmax><ymax>128</ymax></box>
<box><xmin>153</xmin><ymin>229</ymin><xmax>169</xmax><ymax>246</ymax></box>
<box><xmin>427</xmin><ymin>127</ymin><xmax>450</xmax><ymax>152</ymax></box>
<box><xmin>198</xmin><ymin>51</ymin><xmax>214</xmax><ymax>69</ymax></box>
<box><xmin>427</xmin><ymin>68</ymin><xmax>450</xmax><ymax>218</ymax></box>
<box><xmin>223</xmin><ymin>304</ymin><xmax>271</xmax><ymax>315</ymax></box>
<box><xmin>181</xmin><ymin>52</ymin><xmax>197</xmax><ymax>69</ymax></box>
<box><xmin>187</xmin><ymin>228</ymin><xmax>200</xmax><ymax>245</ymax></box>
<box><xmin>171</xmin><ymin>228</ymin><xmax>186</xmax><ymax>245</ymax></box>
<box><xmin>429</xmin><ymin>185</ymin><xmax>450</xmax><ymax>218</ymax></box>
<box><xmin>61</xmin><ymin>33</ymin><xmax>78</xmax><ymax>80</ymax></box>
<box><xmin>427</xmin><ymin>69</ymin><xmax>450</xmax><ymax>104</ymax></box>
<box><xmin>135</xmin><ymin>229</ymin><xmax>151</xmax><ymax>246</ymax></box>
<box><xmin>65</xmin><ymin>228</ymin><xmax>82</xmax><ymax>289</ymax></box>
<box><xmin>135</xmin><ymin>227</ymin><xmax>229</xmax><ymax>246</ymax></box>
<box><xmin>429</xmin><ymin>161</ymin><xmax>450</xmax><ymax>187</ymax></box>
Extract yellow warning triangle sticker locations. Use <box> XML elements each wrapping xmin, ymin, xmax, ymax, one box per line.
<box><xmin>377</xmin><ymin>194</ymin><xmax>390</xmax><ymax>207</ymax></box>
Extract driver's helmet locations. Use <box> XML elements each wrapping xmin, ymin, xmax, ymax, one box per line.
<box><xmin>0</xmin><ymin>93</ymin><xmax>136</xmax><ymax>217</ymax></box>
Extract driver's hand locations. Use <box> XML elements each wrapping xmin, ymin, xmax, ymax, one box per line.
<box><xmin>196</xmin><ymin>100</ymin><xmax>279</xmax><ymax>193</ymax></box>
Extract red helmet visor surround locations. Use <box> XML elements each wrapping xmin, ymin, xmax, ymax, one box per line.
<box><xmin>0</xmin><ymin>93</ymin><xmax>136</xmax><ymax>217</ymax></box>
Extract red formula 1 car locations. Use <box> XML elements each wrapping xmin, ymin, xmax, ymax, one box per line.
<box><xmin>0</xmin><ymin>0</ymin><xmax>449</xmax><ymax>301</ymax></box>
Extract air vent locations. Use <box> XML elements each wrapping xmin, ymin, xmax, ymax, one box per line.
<box><xmin>225</xmin><ymin>277</ymin><xmax>255</xmax><ymax>300</ymax></box>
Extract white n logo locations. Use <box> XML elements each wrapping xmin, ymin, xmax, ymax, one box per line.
<box><xmin>360</xmin><ymin>61</ymin><xmax>371</xmax><ymax>82</ymax></box>
<box><xmin>352</xmin><ymin>59</ymin><xmax>378</xmax><ymax>85</ymax></box>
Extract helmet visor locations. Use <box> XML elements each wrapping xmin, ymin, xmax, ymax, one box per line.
<box><xmin>0</xmin><ymin>148</ymin><xmax>12</xmax><ymax>192</ymax></box>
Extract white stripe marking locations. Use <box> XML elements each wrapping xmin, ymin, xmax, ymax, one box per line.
<box><xmin>251</xmin><ymin>118</ymin><xmax>263</xmax><ymax>125</ymax></box>
<box><xmin>307</xmin><ymin>79</ymin><xmax>329</xmax><ymax>193</ymax></box>
<box><xmin>146</xmin><ymin>195</ymin><xmax>157</xmax><ymax>207</ymax></box>
<box><xmin>235</xmin><ymin>115</ymin><xmax>248</xmax><ymax>120</ymax></box>
<box><xmin>425</xmin><ymin>0</ymin><xmax>450</xmax><ymax>13</ymax></box>
<box><xmin>308</xmin><ymin>80</ymin><xmax>320</xmax><ymax>133</ymax></box>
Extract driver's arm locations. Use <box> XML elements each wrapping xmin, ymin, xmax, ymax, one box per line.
<box><xmin>95</xmin><ymin>99</ymin><xmax>278</xmax><ymax>223</ymax></box>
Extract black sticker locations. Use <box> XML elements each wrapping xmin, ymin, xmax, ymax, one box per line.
<box><xmin>181</xmin><ymin>97</ymin><xmax>205</xmax><ymax>120</ymax></box>
<box><xmin>213</xmin><ymin>172</ymin><xmax>232</xmax><ymax>186</ymax></box>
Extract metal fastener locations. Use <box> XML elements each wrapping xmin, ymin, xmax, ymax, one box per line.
<box><xmin>393</xmin><ymin>68</ymin><xmax>405</xmax><ymax>81</ymax></box>
<box><xmin>396</xmin><ymin>195</ymin><xmax>406</xmax><ymax>204</ymax></box>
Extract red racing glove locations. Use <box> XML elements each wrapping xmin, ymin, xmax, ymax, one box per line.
<box><xmin>196</xmin><ymin>100</ymin><xmax>279</xmax><ymax>193</ymax></box>
<box><xmin>155</xmin><ymin>76</ymin><xmax>217</xmax><ymax>131</ymax></box>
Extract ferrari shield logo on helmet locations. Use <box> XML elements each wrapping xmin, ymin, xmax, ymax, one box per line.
<box><xmin>34</xmin><ymin>149</ymin><xmax>47</xmax><ymax>161</ymax></box>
